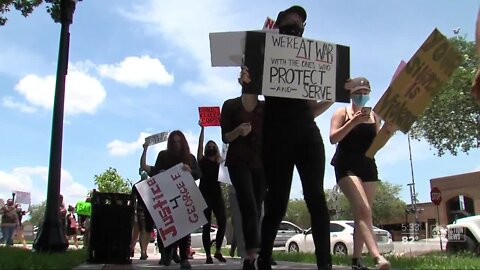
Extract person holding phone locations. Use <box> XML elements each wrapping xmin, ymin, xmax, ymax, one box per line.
<box><xmin>329</xmin><ymin>77</ymin><xmax>391</xmax><ymax>270</ymax></box>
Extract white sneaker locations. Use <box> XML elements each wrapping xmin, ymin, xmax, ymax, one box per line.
<box><xmin>374</xmin><ymin>255</ymin><xmax>390</xmax><ymax>270</ymax></box>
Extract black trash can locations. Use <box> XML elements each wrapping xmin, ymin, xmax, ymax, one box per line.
<box><xmin>87</xmin><ymin>192</ymin><xmax>134</xmax><ymax>264</ymax></box>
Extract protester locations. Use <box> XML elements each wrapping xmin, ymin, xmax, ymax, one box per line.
<box><xmin>140</xmin><ymin>130</ymin><xmax>201</xmax><ymax>269</ymax></box>
<box><xmin>197</xmin><ymin>121</ymin><xmax>227</xmax><ymax>264</ymax></box>
<box><xmin>76</xmin><ymin>196</ymin><xmax>91</xmax><ymax>249</ymax></box>
<box><xmin>238</xmin><ymin>5</ymin><xmax>334</xmax><ymax>270</ymax></box>
<box><xmin>131</xmin><ymin>169</ymin><xmax>153</xmax><ymax>260</ymax></box>
<box><xmin>66</xmin><ymin>205</ymin><xmax>79</xmax><ymax>249</ymax></box>
<box><xmin>14</xmin><ymin>203</ymin><xmax>27</xmax><ymax>249</ymax></box>
<box><xmin>329</xmin><ymin>77</ymin><xmax>392</xmax><ymax>270</ymax></box>
<box><xmin>0</xmin><ymin>198</ymin><xmax>19</xmax><ymax>246</ymax></box>
<box><xmin>221</xmin><ymin>91</ymin><xmax>266</xmax><ymax>270</ymax></box>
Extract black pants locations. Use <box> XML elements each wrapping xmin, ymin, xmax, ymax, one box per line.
<box><xmin>228</xmin><ymin>166</ymin><xmax>265</xmax><ymax>251</ymax></box>
<box><xmin>158</xmin><ymin>234</ymin><xmax>190</xmax><ymax>262</ymax></box>
<box><xmin>202</xmin><ymin>191</ymin><xmax>227</xmax><ymax>255</ymax></box>
<box><xmin>260</xmin><ymin>125</ymin><xmax>332</xmax><ymax>267</ymax></box>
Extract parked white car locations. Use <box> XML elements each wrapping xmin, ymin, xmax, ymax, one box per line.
<box><xmin>190</xmin><ymin>226</ymin><xmax>227</xmax><ymax>249</ymax></box>
<box><xmin>446</xmin><ymin>215</ymin><xmax>480</xmax><ymax>255</ymax></box>
<box><xmin>285</xmin><ymin>220</ymin><xmax>394</xmax><ymax>255</ymax></box>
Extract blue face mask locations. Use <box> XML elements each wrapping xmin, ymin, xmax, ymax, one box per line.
<box><xmin>351</xmin><ymin>94</ymin><xmax>370</xmax><ymax>107</ymax></box>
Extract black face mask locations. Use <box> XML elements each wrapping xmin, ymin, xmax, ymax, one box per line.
<box><xmin>279</xmin><ymin>25</ymin><xmax>304</xmax><ymax>37</ymax></box>
<box><xmin>205</xmin><ymin>148</ymin><xmax>216</xmax><ymax>156</ymax></box>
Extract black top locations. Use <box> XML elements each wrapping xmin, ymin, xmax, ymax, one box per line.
<box><xmin>336</xmin><ymin>113</ymin><xmax>377</xmax><ymax>157</ymax></box>
<box><xmin>198</xmin><ymin>158</ymin><xmax>221</xmax><ymax>196</ymax></box>
<box><xmin>264</xmin><ymin>96</ymin><xmax>315</xmax><ymax>128</ymax></box>
<box><xmin>221</xmin><ymin>97</ymin><xmax>264</xmax><ymax>169</ymax></box>
<box><xmin>151</xmin><ymin>150</ymin><xmax>201</xmax><ymax>180</ymax></box>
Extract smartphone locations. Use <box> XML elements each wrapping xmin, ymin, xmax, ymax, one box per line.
<box><xmin>361</xmin><ymin>107</ymin><xmax>372</xmax><ymax>115</ymax></box>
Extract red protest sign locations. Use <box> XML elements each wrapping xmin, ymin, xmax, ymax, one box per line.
<box><xmin>199</xmin><ymin>106</ymin><xmax>221</xmax><ymax>127</ymax></box>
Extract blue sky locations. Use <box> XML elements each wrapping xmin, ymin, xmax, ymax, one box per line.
<box><xmin>0</xmin><ymin>0</ymin><xmax>478</xmax><ymax>209</ymax></box>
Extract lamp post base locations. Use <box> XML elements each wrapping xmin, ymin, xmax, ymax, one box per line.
<box><xmin>33</xmin><ymin>219</ymin><xmax>68</xmax><ymax>252</ymax></box>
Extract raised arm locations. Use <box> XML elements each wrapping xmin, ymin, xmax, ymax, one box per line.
<box><xmin>197</xmin><ymin>120</ymin><xmax>204</xmax><ymax>161</ymax></box>
<box><xmin>140</xmin><ymin>142</ymin><xmax>153</xmax><ymax>176</ymax></box>
<box><xmin>309</xmin><ymin>100</ymin><xmax>334</xmax><ymax>118</ymax></box>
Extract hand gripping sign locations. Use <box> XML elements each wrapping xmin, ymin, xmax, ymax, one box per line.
<box><xmin>365</xmin><ymin>28</ymin><xmax>462</xmax><ymax>158</ymax></box>
<box><xmin>134</xmin><ymin>163</ymin><xmax>208</xmax><ymax>247</ymax></box>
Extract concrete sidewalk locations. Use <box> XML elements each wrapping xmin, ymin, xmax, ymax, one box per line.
<box><xmin>73</xmin><ymin>252</ymin><xmax>350</xmax><ymax>270</ymax></box>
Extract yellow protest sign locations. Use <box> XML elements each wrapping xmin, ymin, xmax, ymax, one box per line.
<box><xmin>366</xmin><ymin>28</ymin><xmax>462</xmax><ymax>158</ymax></box>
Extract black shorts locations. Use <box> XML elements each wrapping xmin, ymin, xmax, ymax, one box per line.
<box><xmin>333</xmin><ymin>153</ymin><xmax>378</xmax><ymax>183</ymax></box>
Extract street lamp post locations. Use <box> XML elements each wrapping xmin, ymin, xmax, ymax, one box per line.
<box><xmin>407</xmin><ymin>134</ymin><xmax>420</xmax><ymax>237</ymax></box>
<box><xmin>33</xmin><ymin>0</ymin><xmax>78</xmax><ymax>252</ymax></box>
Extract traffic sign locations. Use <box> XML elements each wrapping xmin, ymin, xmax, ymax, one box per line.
<box><xmin>430</xmin><ymin>187</ymin><xmax>442</xmax><ymax>205</ymax></box>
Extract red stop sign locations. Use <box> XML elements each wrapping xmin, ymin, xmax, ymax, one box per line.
<box><xmin>430</xmin><ymin>187</ymin><xmax>442</xmax><ymax>205</ymax></box>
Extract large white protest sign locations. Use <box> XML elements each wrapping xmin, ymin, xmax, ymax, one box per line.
<box><xmin>145</xmin><ymin>131</ymin><xmax>169</xmax><ymax>146</ymax></box>
<box><xmin>242</xmin><ymin>31</ymin><xmax>350</xmax><ymax>102</ymax></box>
<box><xmin>261</xmin><ymin>32</ymin><xmax>340</xmax><ymax>101</ymax></box>
<box><xmin>209</xmin><ymin>31</ymin><xmax>246</xmax><ymax>67</ymax></box>
<box><xmin>135</xmin><ymin>163</ymin><xmax>207</xmax><ymax>246</ymax></box>
<box><xmin>13</xmin><ymin>191</ymin><xmax>31</xmax><ymax>205</ymax></box>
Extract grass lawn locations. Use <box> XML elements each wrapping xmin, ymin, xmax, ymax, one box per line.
<box><xmin>272</xmin><ymin>251</ymin><xmax>480</xmax><ymax>270</ymax></box>
<box><xmin>209</xmin><ymin>247</ymin><xmax>479</xmax><ymax>269</ymax></box>
<box><xmin>0</xmin><ymin>246</ymin><xmax>87</xmax><ymax>270</ymax></box>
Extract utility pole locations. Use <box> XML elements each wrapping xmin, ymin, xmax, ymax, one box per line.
<box><xmin>407</xmin><ymin>134</ymin><xmax>420</xmax><ymax>238</ymax></box>
<box><xmin>33</xmin><ymin>0</ymin><xmax>79</xmax><ymax>252</ymax></box>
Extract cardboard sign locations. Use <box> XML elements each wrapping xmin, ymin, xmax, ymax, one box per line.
<box><xmin>374</xmin><ymin>28</ymin><xmax>462</xmax><ymax>133</ymax></box>
<box><xmin>242</xmin><ymin>31</ymin><xmax>350</xmax><ymax>102</ymax></box>
<box><xmin>75</xmin><ymin>201</ymin><xmax>92</xmax><ymax>217</ymax></box>
<box><xmin>209</xmin><ymin>31</ymin><xmax>247</xmax><ymax>67</ymax></box>
<box><xmin>145</xmin><ymin>131</ymin><xmax>169</xmax><ymax>146</ymax></box>
<box><xmin>13</xmin><ymin>191</ymin><xmax>31</xmax><ymax>205</ymax></box>
<box><xmin>134</xmin><ymin>163</ymin><xmax>207</xmax><ymax>247</ymax></box>
<box><xmin>199</xmin><ymin>106</ymin><xmax>221</xmax><ymax>127</ymax></box>
<box><xmin>365</xmin><ymin>29</ymin><xmax>462</xmax><ymax>158</ymax></box>
<box><xmin>263</xmin><ymin>17</ymin><xmax>275</xmax><ymax>30</ymax></box>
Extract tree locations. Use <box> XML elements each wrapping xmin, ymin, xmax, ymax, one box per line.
<box><xmin>284</xmin><ymin>199</ymin><xmax>311</xmax><ymax>229</ymax></box>
<box><xmin>93</xmin><ymin>167</ymin><xmax>132</xmax><ymax>194</ymax></box>
<box><xmin>325</xmin><ymin>181</ymin><xmax>406</xmax><ymax>225</ymax></box>
<box><xmin>409</xmin><ymin>35</ymin><xmax>480</xmax><ymax>156</ymax></box>
<box><xmin>28</xmin><ymin>200</ymin><xmax>47</xmax><ymax>227</ymax></box>
<box><xmin>0</xmin><ymin>0</ymin><xmax>62</xmax><ymax>26</ymax></box>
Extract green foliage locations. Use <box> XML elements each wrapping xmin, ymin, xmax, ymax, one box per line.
<box><xmin>0</xmin><ymin>247</ymin><xmax>86</xmax><ymax>269</ymax></box>
<box><xmin>325</xmin><ymin>181</ymin><xmax>406</xmax><ymax>225</ymax></box>
<box><xmin>284</xmin><ymin>199</ymin><xmax>311</xmax><ymax>229</ymax></box>
<box><xmin>0</xmin><ymin>0</ymin><xmax>61</xmax><ymax>25</ymax></box>
<box><xmin>28</xmin><ymin>200</ymin><xmax>46</xmax><ymax>227</ymax></box>
<box><xmin>93</xmin><ymin>167</ymin><xmax>132</xmax><ymax>194</ymax></box>
<box><xmin>410</xmin><ymin>35</ymin><xmax>480</xmax><ymax>156</ymax></box>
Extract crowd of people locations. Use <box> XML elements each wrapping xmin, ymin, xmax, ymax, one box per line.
<box><xmin>128</xmin><ymin>5</ymin><xmax>395</xmax><ymax>270</ymax></box>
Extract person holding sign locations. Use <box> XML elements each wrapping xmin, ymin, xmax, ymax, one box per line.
<box><xmin>238</xmin><ymin>6</ymin><xmax>334</xmax><ymax>270</ymax></box>
<box><xmin>329</xmin><ymin>77</ymin><xmax>391</xmax><ymax>270</ymax></box>
<box><xmin>221</xmin><ymin>93</ymin><xmax>265</xmax><ymax>270</ymax></box>
<box><xmin>66</xmin><ymin>205</ymin><xmax>79</xmax><ymax>249</ymax></box>
<box><xmin>131</xmin><ymin>169</ymin><xmax>154</xmax><ymax>260</ymax></box>
<box><xmin>197</xmin><ymin>121</ymin><xmax>227</xmax><ymax>264</ymax></box>
<box><xmin>140</xmin><ymin>130</ymin><xmax>201</xmax><ymax>269</ymax></box>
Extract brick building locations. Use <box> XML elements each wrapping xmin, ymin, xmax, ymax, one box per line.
<box><xmin>379</xmin><ymin>171</ymin><xmax>480</xmax><ymax>240</ymax></box>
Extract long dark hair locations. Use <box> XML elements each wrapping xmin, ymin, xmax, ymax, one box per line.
<box><xmin>205</xmin><ymin>140</ymin><xmax>221</xmax><ymax>162</ymax></box>
<box><xmin>167</xmin><ymin>130</ymin><xmax>191</xmax><ymax>163</ymax></box>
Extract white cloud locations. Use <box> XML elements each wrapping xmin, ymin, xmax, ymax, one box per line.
<box><xmin>124</xmin><ymin>0</ymin><xmax>242</xmax><ymax>100</ymax></box>
<box><xmin>0</xmin><ymin>167</ymin><xmax>88</xmax><ymax>206</ymax></box>
<box><xmin>13</xmin><ymin>65</ymin><xmax>106</xmax><ymax>115</ymax></box>
<box><xmin>108</xmin><ymin>132</ymin><xmax>152</xmax><ymax>157</ymax></box>
<box><xmin>97</xmin><ymin>55</ymin><xmax>174</xmax><ymax>88</ymax></box>
<box><xmin>2</xmin><ymin>96</ymin><xmax>36</xmax><ymax>113</ymax></box>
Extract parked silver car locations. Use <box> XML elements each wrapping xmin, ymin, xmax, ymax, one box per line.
<box><xmin>274</xmin><ymin>221</ymin><xmax>303</xmax><ymax>247</ymax></box>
